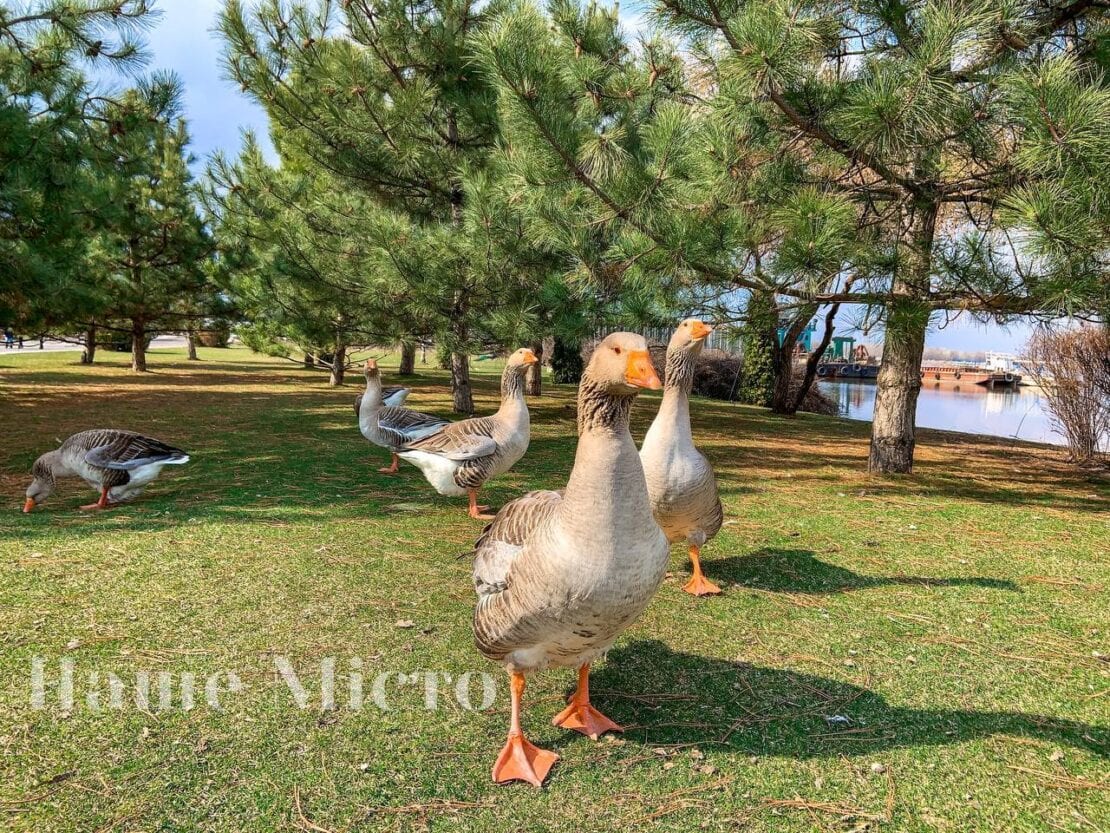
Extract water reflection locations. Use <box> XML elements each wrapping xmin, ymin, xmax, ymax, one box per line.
<box><xmin>820</xmin><ymin>380</ymin><xmax>1062</xmax><ymax>446</ymax></box>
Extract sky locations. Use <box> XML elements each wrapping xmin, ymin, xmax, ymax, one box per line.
<box><xmin>127</xmin><ymin>1</ymin><xmax>1036</xmax><ymax>354</ymax></box>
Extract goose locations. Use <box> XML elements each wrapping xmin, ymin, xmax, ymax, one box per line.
<box><xmin>356</xmin><ymin>360</ymin><xmax>447</xmax><ymax>473</ymax></box>
<box><xmin>639</xmin><ymin>319</ymin><xmax>724</xmax><ymax>596</ymax></box>
<box><xmin>23</xmin><ymin>429</ymin><xmax>189</xmax><ymax>512</ymax></box>
<box><xmin>397</xmin><ymin>348</ymin><xmax>538</xmax><ymax>519</ymax></box>
<box><xmin>352</xmin><ymin>384</ymin><xmax>408</xmax><ymax>414</ymax></box>
<box><xmin>470</xmin><ymin>333</ymin><xmax>667</xmax><ymax>786</ymax></box>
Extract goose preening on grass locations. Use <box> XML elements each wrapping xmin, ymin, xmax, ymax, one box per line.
<box><xmin>639</xmin><ymin>319</ymin><xmax>725</xmax><ymax>596</ymax></box>
<box><xmin>397</xmin><ymin>348</ymin><xmax>538</xmax><ymax>519</ymax></box>
<box><xmin>357</xmin><ymin>360</ymin><xmax>448</xmax><ymax>473</ymax></box>
<box><xmin>23</xmin><ymin>430</ymin><xmax>189</xmax><ymax>512</ymax></box>
<box><xmin>469</xmin><ymin>333</ymin><xmax>667</xmax><ymax>787</ymax></box>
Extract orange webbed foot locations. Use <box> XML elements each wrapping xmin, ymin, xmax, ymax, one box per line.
<box><xmin>682</xmin><ymin>572</ymin><xmax>722</xmax><ymax>596</ymax></box>
<box><xmin>552</xmin><ymin>700</ymin><xmax>623</xmax><ymax>740</ymax></box>
<box><xmin>79</xmin><ymin>501</ymin><xmax>115</xmax><ymax>511</ymax></box>
<box><xmin>468</xmin><ymin>505</ymin><xmax>495</xmax><ymax>520</ymax></box>
<box><xmin>492</xmin><ymin>734</ymin><xmax>559</xmax><ymax>787</ymax></box>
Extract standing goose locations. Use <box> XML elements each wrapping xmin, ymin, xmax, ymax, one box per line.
<box><xmin>471</xmin><ymin>333</ymin><xmax>667</xmax><ymax>787</ymax></box>
<box><xmin>356</xmin><ymin>360</ymin><xmax>448</xmax><ymax>473</ymax></box>
<box><xmin>352</xmin><ymin>384</ymin><xmax>408</xmax><ymax>414</ymax></box>
<box><xmin>23</xmin><ymin>430</ymin><xmax>189</xmax><ymax>512</ymax></box>
<box><xmin>640</xmin><ymin>319</ymin><xmax>724</xmax><ymax>596</ymax></box>
<box><xmin>397</xmin><ymin>348</ymin><xmax>538</xmax><ymax>519</ymax></box>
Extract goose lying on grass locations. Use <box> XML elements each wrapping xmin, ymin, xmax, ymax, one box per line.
<box><xmin>640</xmin><ymin>319</ymin><xmax>725</xmax><ymax>596</ymax></box>
<box><xmin>24</xmin><ymin>430</ymin><xmax>189</xmax><ymax>512</ymax></box>
<box><xmin>357</xmin><ymin>360</ymin><xmax>447</xmax><ymax>473</ymax></box>
<box><xmin>398</xmin><ymin>348</ymin><xmax>538</xmax><ymax>519</ymax></box>
<box><xmin>470</xmin><ymin>333</ymin><xmax>667</xmax><ymax>786</ymax></box>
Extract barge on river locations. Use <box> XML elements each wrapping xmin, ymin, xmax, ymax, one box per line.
<box><xmin>919</xmin><ymin>363</ymin><xmax>1022</xmax><ymax>387</ymax></box>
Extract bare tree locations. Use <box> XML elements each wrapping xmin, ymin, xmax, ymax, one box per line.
<box><xmin>1026</xmin><ymin>328</ymin><xmax>1110</xmax><ymax>468</ymax></box>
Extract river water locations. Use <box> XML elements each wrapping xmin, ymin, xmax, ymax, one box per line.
<box><xmin>819</xmin><ymin>380</ymin><xmax>1063</xmax><ymax>446</ymax></box>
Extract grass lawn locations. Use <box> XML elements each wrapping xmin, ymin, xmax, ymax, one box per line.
<box><xmin>1</xmin><ymin>346</ymin><xmax>1107</xmax><ymax>832</ymax></box>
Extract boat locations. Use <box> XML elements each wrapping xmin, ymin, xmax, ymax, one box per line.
<box><xmin>919</xmin><ymin>363</ymin><xmax>1022</xmax><ymax>387</ymax></box>
<box><xmin>817</xmin><ymin>360</ymin><xmax>880</xmax><ymax>379</ymax></box>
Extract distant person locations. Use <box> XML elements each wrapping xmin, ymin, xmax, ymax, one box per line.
<box><xmin>17</xmin><ymin>335</ymin><xmax>24</xmax><ymax>349</ymax></box>
<box><xmin>3</xmin><ymin>327</ymin><xmax>12</xmax><ymax>349</ymax></box>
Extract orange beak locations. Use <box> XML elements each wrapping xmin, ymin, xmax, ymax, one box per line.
<box><xmin>521</xmin><ymin>349</ymin><xmax>539</xmax><ymax>366</ymax></box>
<box><xmin>625</xmin><ymin>350</ymin><xmax>662</xmax><ymax>390</ymax></box>
<box><xmin>23</xmin><ymin>498</ymin><xmax>36</xmax><ymax>513</ymax></box>
<box><xmin>689</xmin><ymin>320</ymin><xmax>713</xmax><ymax>341</ymax></box>
<box><xmin>365</xmin><ymin>359</ymin><xmax>378</xmax><ymax>371</ymax></box>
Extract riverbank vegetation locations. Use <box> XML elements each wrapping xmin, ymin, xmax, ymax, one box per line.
<box><xmin>2</xmin><ymin>348</ymin><xmax>1107</xmax><ymax>832</ymax></box>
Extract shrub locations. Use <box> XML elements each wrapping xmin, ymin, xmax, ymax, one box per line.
<box><xmin>1026</xmin><ymin>327</ymin><xmax>1110</xmax><ymax>468</ymax></box>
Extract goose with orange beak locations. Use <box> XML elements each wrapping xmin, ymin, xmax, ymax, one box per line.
<box><xmin>356</xmin><ymin>359</ymin><xmax>448</xmax><ymax>473</ymax></box>
<box><xmin>469</xmin><ymin>333</ymin><xmax>668</xmax><ymax>787</ymax></box>
<box><xmin>640</xmin><ymin>319</ymin><xmax>725</xmax><ymax>596</ymax></box>
<box><xmin>23</xmin><ymin>430</ymin><xmax>189</xmax><ymax>513</ymax></box>
<box><xmin>398</xmin><ymin>348</ymin><xmax>539</xmax><ymax>519</ymax></box>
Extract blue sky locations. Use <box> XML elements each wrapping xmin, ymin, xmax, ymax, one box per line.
<box><xmin>131</xmin><ymin>1</ymin><xmax>1035</xmax><ymax>353</ymax></box>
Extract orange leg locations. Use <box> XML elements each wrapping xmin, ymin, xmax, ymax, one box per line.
<box><xmin>682</xmin><ymin>544</ymin><xmax>721</xmax><ymax>596</ymax></box>
<box><xmin>468</xmin><ymin>488</ymin><xmax>494</xmax><ymax>520</ymax></box>
<box><xmin>80</xmin><ymin>487</ymin><xmax>114</xmax><ymax>511</ymax></box>
<box><xmin>551</xmin><ymin>664</ymin><xmax>622</xmax><ymax>740</ymax></box>
<box><xmin>492</xmin><ymin>672</ymin><xmax>558</xmax><ymax>787</ymax></box>
<box><xmin>378</xmin><ymin>453</ymin><xmax>400</xmax><ymax>474</ymax></box>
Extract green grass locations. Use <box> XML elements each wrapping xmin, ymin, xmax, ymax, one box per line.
<box><xmin>1</xmin><ymin>346</ymin><xmax>1107</xmax><ymax>832</ymax></box>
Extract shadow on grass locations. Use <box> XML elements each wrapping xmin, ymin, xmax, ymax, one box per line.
<box><xmin>588</xmin><ymin>639</ymin><xmax>1108</xmax><ymax>759</ymax></box>
<box><xmin>707</xmin><ymin>548</ymin><xmax>1019</xmax><ymax>594</ymax></box>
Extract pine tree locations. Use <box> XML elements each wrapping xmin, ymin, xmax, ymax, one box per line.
<box><xmin>477</xmin><ymin>0</ymin><xmax>1110</xmax><ymax>473</ymax></box>
<box><xmin>0</xmin><ymin>0</ymin><xmax>155</xmax><ymax>326</ymax></box>
<box><xmin>219</xmin><ymin>0</ymin><xmax>516</xmax><ymax>413</ymax></box>
<box><xmin>87</xmin><ymin>76</ymin><xmax>214</xmax><ymax>372</ymax></box>
<box><xmin>207</xmin><ymin>136</ymin><xmax>413</xmax><ymax>385</ymax></box>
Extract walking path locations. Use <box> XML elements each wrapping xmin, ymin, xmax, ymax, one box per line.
<box><xmin>1</xmin><ymin>335</ymin><xmax>187</xmax><ymax>356</ymax></box>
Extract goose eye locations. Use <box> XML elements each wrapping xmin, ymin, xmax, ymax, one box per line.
<box><xmin>613</xmin><ymin>347</ymin><xmax>622</xmax><ymax>355</ymax></box>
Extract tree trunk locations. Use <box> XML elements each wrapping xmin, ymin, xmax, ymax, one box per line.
<box><xmin>451</xmin><ymin>349</ymin><xmax>474</xmax><ymax>414</ymax></box>
<box><xmin>868</xmin><ymin>198</ymin><xmax>937</xmax><ymax>474</ymax></box>
<box><xmin>399</xmin><ymin>341</ymin><xmax>417</xmax><ymax>375</ymax></box>
<box><xmin>791</xmin><ymin>303</ymin><xmax>841</xmax><ymax>413</ymax></box>
<box><xmin>525</xmin><ymin>340</ymin><xmax>543</xmax><ymax>396</ymax></box>
<box><xmin>329</xmin><ymin>344</ymin><xmax>346</xmax><ymax>386</ymax></box>
<box><xmin>868</xmin><ymin>299</ymin><xmax>927</xmax><ymax>473</ymax></box>
<box><xmin>770</xmin><ymin>304</ymin><xmax>816</xmax><ymax>415</ymax></box>
<box><xmin>82</xmin><ymin>324</ymin><xmax>97</xmax><ymax>365</ymax></box>
<box><xmin>186</xmin><ymin>329</ymin><xmax>199</xmax><ymax>361</ymax></box>
<box><xmin>131</xmin><ymin>322</ymin><xmax>147</xmax><ymax>373</ymax></box>
<box><xmin>769</xmin><ymin>352</ymin><xmax>796</xmax><ymax>414</ymax></box>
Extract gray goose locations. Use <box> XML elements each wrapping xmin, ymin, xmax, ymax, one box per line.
<box><xmin>397</xmin><ymin>348</ymin><xmax>537</xmax><ymax>519</ymax></box>
<box><xmin>639</xmin><ymin>319</ymin><xmax>724</xmax><ymax>595</ymax></box>
<box><xmin>352</xmin><ymin>384</ymin><xmax>408</xmax><ymax>414</ymax></box>
<box><xmin>24</xmin><ymin>430</ymin><xmax>189</xmax><ymax>512</ymax></box>
<box><xmin>357</xmin><ymin>360</ymin><xmax>447</xmax><ymax>473</ymax></box>
<box><xmin>470</xmin><ymin>333</ymin><xmax>667</xmax><ymax>787</ymax></box>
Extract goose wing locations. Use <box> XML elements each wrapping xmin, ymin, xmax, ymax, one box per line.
<box><xmin>399</xmin><ymin>417</ymin><xmax>498</xmax><ymax>461</ymax></box>
<box><xmin>352</xmin><ymin>386</ymin><xmax>408</xmax><ymax>415</ymax></box>
<box><xmin>83</xmin><ymin>432</ymin><xmax>189</xmax><ymax>470</ymax></box>
<box><xmin>472</xmin><ymin>490</ymin><xmax>563</xmax><ymax>597</ymax></box>
<box><xmin>377</xmin><ymin>406</ymin><xmax>450</xmax><ymax>448</ymax></box>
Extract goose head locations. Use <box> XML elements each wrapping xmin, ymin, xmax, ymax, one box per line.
<box><xmin>669</xmin><ymin>319</ymin><xmax>713</xmax><ymax>356</ymax></box>
<box><xmin>24</xmin><ymin>454</ymin><xmax>57</xmax><ymax>512</ymax></box>
<box><xmin>364</xmin><ymin>359</ymin><xmax>381</xmax><ymax>379</ymax></box>
<box><xmin>505</xmin><ymin>348</ymin><xmax>540</xmax><ymax>372</ymax></box>
<box><xmin>589</xmin><ymin>332</ymin><xmax>662</xmax><ymax>394</ymax></box>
